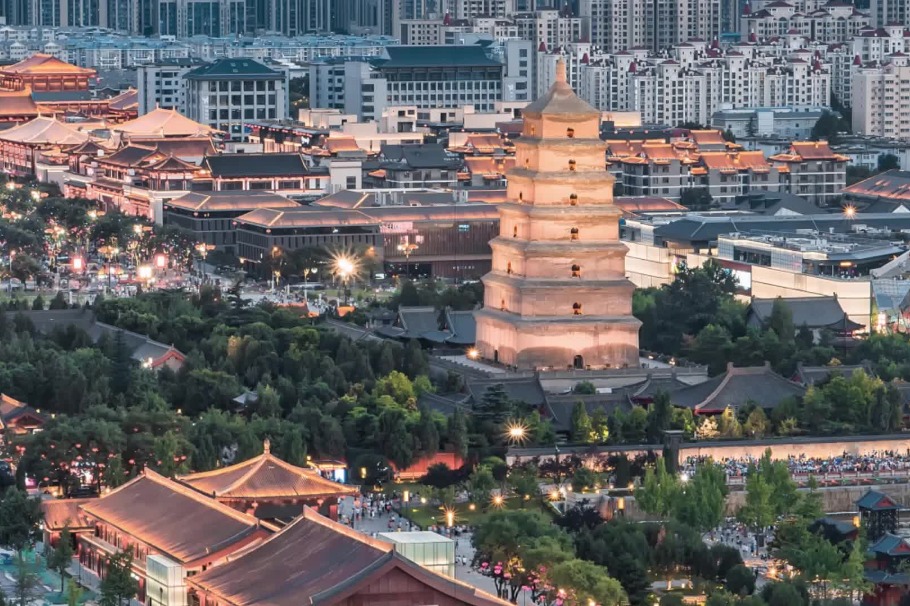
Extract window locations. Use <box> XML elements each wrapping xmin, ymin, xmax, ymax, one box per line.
<box><xmin>346</xmin><ymin>176</ymin><xmax>357</xmax><ymax>188</ymax></box>
<box><xmin>570</xmin><ymin>227</ymin><xmax>579</xmax><ymax>240</ymax></box>
<box><xmin>507</xmin><ymin>262</ymin><xmax>512</xmax><ymax>275</ymax></box>
<box><xmin>513</xmin><ymin>225</ymin><xmax>518</xmax><ymax>237</ymax></box>
<box><xmin>571</xmin><ymin>264</ymin><xmax>581</xmax><ymax>278</ymax></box>
<box><xmin>573</xmin><ymin>302</ymin><xmax>582</xmax><ymax>315</ymax></box>
<box><xmin>518</xmin><ymin>191</ymin><xmax>523</xmax><ymax>201</ymax></box>
<box><xmin>567</xmin><ymin>127</ymin><xmax>575</xmax><ymax>138</ymax></box>
<box><xmin>569</xmin><ymin>160</ymin><xmax>576</xmax><ymax>171</ymax></box>
<box><xmin>570</xmin><ymin>194</ymin><xmax>578</xmax><ymax>206</ymax></box>
<box><xmin>500</xmin><ymin>298</ymin><xmax>506</xmax><ymax>311</ymax></box>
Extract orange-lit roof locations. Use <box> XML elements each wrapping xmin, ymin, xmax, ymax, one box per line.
<box><xmin>689</xmin><ymin>129</ymin><xmax>726</xmax><ymax>145</ymax></box>
<box><xmin>1</xmin><ymin>53</ymin><xmax>95</xmax><ymax>76</ymax></box>
<box><xmin>113</xmin><ymin>107</ymin><xmax>213</xmax><ymax>138</ymax></box>
<box><xmin>614</xmin><ymin>196</ymin><xmax>687</xmax><ymax>213</ymax></box>
<box><xmin>324</xmin><ymin>136</ymin><xmax>361</xmax><ymax>153</ymax></box>
<box><xmin>642</xmin><ymin>143</ymin><xmax>680</xmax><ymax>162</ymax></box>
<box><xmin>0</xmin><ymin>116</ymin><xmax>88</xmax><ymax>145</ymax></box>
<box><xmin>42</xmin><ymin>498</ymin><xmax>94</xmax><ymax>531</ymax></box>
<box><xmin>80</xmin><ymin>469</ymin><xmax>263</xmax><ymax>563</ymax></box>
<box><xmin>0</xmin><ymin>88</ymin><xmax>39</xmax><ymax>117</ymax></box>
<box><xmin>107</xmin><ymin>89</ymin><xmax>138</xmax><ymax>111</ymax></box>
<box><xmin>464</xmin><ymin>134</ymin><xmax>504</xmax><ymax>152</ymax></box>
<box><xmin>790</xmin><ymin>141</ymin><xmax>837</xmax><ymax>160</ymax></box>
<box><xmin>178</xmin><ymin>442</ymin><xmax>358</xmax><ymax>500</ymax></box>
<box><xmin>735</xmin><ymin>150</ymin><xmax>771</xmax><ymax>172</ymax></box>
<box><xmin>699</xmin><ymin>151</ymin><xmax>738</xmax><ymax>171</ymax></box>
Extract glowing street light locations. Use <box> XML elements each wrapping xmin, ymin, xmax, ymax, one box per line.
<box><xmin>491</xmin><ymin>494</ymin><xmax>504</xmax><ymax>508</ymax></box>
<box><xmin>333</xmin><ymin>254</ymin><xmax>358</xmax><ymax>305</ymax></box>
<box><xmin>467</xmin><ymin>348</ymin><xmax>480</xmax><ymax>360</ymax></box>
<box><xmin>445</xmin><ymin>508</ymin><xmax>455</xmax><ymax>528</ymax></box>
<box><xmin>843</xmin><ymin>204</ymin><xmax>857</xmax><ymax>219</ymax></box>
<box><xmin>505</xmin><ymin>422</ymin><xmax>528</xmax><ymax>445</ymax></box>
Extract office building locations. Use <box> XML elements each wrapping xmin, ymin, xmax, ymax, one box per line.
<box><xmin>184</xmin><ymin>57</ymin><xmax>288</xmax><ymax>141</ymax></box>
<box><xmin>137</xmin><ymin>59</ymin><xmax>203</xmax><ymax>115</ymax></box>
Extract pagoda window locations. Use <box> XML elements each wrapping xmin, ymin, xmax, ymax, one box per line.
<box><xmin>501</xmin><ymin>298</ymin><xmax>507</xmax><ymax>311</ymax></box>
<box><xmin>570</xmin><ymin>228</ymin><xmax>579</xmax><ymax>240</ymax></box>
<box><xmin>513</xmin><ymin>225</ymin><xmax>518</xmax><ymax>238</ymax></box>
<box><xmin>529</xmin><ymin>125</ymin><xmax>536</xmax><ymax>136</ymax></box>
<box><xmin>518</xmin><ymin>191</ymin><xmax>523</xmax><ymax>201</ymax></box>
<box><xmin>569</xmin><ymin>159</ymin><xmax>577</xmax><ymax>171</ymax></box>
<box><xmin>507</xmin><ymin>262</ymin><xmax>513</xmax><ymax>275</ymax></box>
<box><xmin>524</xmin><ymin>157</ymin><xmax>530</xmax><ymax>168</ymax></box>
<box><xmin>571</xmin><ymin>264</ymin><xmax>581</xmax><ymax>278</ymax></box>
<box><xmin>573</xmin><ymin>302</ymin><xmax>582</xmax><ymax>315</ymax></box>
<box><xmin>567</xmin><ymin>127</ymin><xmax>575</xmax><ymax>138</ymax></box>
<box><xmin>570</xmin><ymin>194</ymin><xmax>578</xmax><ymax>206</ymax></box>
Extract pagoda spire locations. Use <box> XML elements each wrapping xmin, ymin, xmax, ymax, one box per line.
<box><xmin>555</xmin><ymin>57</ymin><xmax>567</xmax><ymax>83</ymax></box>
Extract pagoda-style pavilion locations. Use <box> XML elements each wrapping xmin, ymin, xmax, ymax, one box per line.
<box><xmin>177</xmin><ymin>440</ymin><xmax>357</xmax><ymax>523</ymax></box>
<box><xmin>474</xmin><ymin>58</ymin><xmax>640</xmax><ymax>370</ymax></box>
<box><xmin>0</xmin><ymin>54</ymin><xmax>95</xmax><ymax>92</ymax></box>
<box><xmin>0</xmin><ymin>394</ymin><xmax>44</xmax><ymax>435</ymax></box>
<box><xmin>187</xmin><ymin>507</ymin><xmax>510</xmax><ymax>606</ymax></box>
<box><xmin>0</xmin><ymin>116</ymin><xmax>88</xmax><ymax>177</ymax></box>
<box><xmin>859</xmin><ymin>489</ymin><xmax>901</xmax><ymax>541</ymax></box>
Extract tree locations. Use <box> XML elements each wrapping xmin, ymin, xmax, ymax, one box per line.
<box><xmin>447</xmin><ymin>408</ymin><xmax>469</xmax><ymax>459</ymax></box>
<box><xmin>66</xmin><ymin>579</ymin><xmax>82</xmax><ymax>606</ymax></box>
<box><xmin>636</xmin><ymin>458</ymin><xmax>679</xmax><ymax>518</ymax></box>
<box><xmin>422</xmin><ymin>463</ymin><xmax>458</xmax><ymax>489</ymax></box>
<box><xmin>571</xmin><ymin>467</ymin><xmax>598</xmax><ymax>492</ymax></box>
<box><xmin>508</xmin><ymin>468</ymin><xmax>540</xmax><ymax>499</ymax></box>
<box><xmin>679</xmin><ymin>187</ymin><xmax>713</xmax><ymax>211</ymax></box>
<box><xmin>722</xmin><ymin>128</ymin><xmax>736</xmax><ymax>143</ymax></box>
<box><xmin>768</xmin><ymin>298</ymin><xmax>795</xmax><ymax>342</ymax></box>
<box><xmin>743</xmin><ymin>408</ymin><xmax>769</xmax><ymax>438</ymax></box>
<box><xmin>100</xmin><ymin>550</ymin><xmax>139</xmax><ymax>606</ymax></box>
<box><xmin>725</xmin><ymin>564</ymin><xmax>756</xmax><ymax>596</ymax></box>
<box><xmin>737</xmin><ymin>468</ymin><xmax>775</xmax><ymax>532</ymax></box>
<box><xmin>0</xmin><ymin>489</ymin><xmax>42</xmax><ymax>552</ymax></box>
<box><xmin>541</xmin><ymin>559</ymin><xmax>627</xmax><ymax>606</ymax></box>
<box><xmin>46</xmin><ymin>527</ymin><xmax>74</xmax><ymax>591</ymax></box>
<box><xmin>466</xmin><ymin>466</ymin><xmax>496</xmax><ymax>504</ymax></box>
<box><xmin>675</xmin><ymin>462</ymin><xmax>727</xmax><ymax>531</ymax></box>
<box><xmin>572</xmin><ymin>381</ymin><xmax>596</xmax><ymax>395</ymax></box>
<box><xmin>13</xmin><ymin>555</ymin><xmax>38</xmax><ymax>606</ymax></box>
<box><xmin>30</xmin><ymin>295</ymin><xmax>44</xmax><ymax>311</ymax></box>
<box><xmin>811</xmin><ymin>110</ymin><xmax>848</xmax><ymax>143</ymax></box>
<box><xmin>471</xmin><ymin>510</ymin><xmax>573</xmax><ymax>602</ymax></box>
<box><xmin>570</xmin><ymin>401</ymin><xmax>593</xmax><ymax>443</ymax></box>
<box><xmin>646</xmin><ymin>391</ymin><xmax>673</xmax><ymax>442</ymax></box>
<box><xmin>878</xmin><ymin>153</ymin><xmax>900</xmax><ymax>172</ymax></box>
<box><xmin>745</xmin><ymin>115</ymin><xmax>758</xmax><ymax>137</ymax></box>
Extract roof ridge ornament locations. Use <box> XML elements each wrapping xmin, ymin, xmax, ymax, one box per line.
<box><xmin>555</xmin><ymin>57</ymin><xmax>567</xmax><ymax>83</ymax></box>
<box><xmin>263</xmin><ymin>438</ymin><xmax>271</xmax><ymax>454</ymax></box>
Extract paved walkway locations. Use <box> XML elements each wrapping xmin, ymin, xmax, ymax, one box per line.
<box><xmin>338</xmin><ymin>497</ymin><xmax>501</xmax><ymax>598</ymax></box>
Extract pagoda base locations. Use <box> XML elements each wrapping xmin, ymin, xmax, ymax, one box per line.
<box><xmin>474</xmin><ymin>308</ymin><xmax>640</xmax><ymax>371</ymax></box>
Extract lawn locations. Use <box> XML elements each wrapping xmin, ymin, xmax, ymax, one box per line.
<box><xmin>399</xmin><ymin>497</ymin><xmax>550</xmax><ymax>528</ymax></box>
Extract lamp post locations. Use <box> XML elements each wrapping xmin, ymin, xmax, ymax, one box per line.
<box><xmin>334</xmin><ymin>255</ymin><xmax>357</xmax><ymax>305</ymax></box>
<box><xmin>195</xmin><ymin>243</ymin><xmax>215</xmax><ymax>283</ymax></box>
<box><xmin>397</xmin><ymin>241</ymin><xmax>419</xmax><ymax>281</ymax></box>
<box><xmin>303</xmin><ymin>266</ymin><xmax>318</xmax><ymax>297</ymax></box>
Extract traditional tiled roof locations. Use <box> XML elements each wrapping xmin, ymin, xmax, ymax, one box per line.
<box><xmin>0</xmin><ymin>88</ymin><xmax>39</xmax><ymax>117</ymax></box>
<box><xmin>380</xmin><ymin>144</ymin><xmax>458</xmax><ymax>169</ymax></box>
<box><xmin>80</xmin><ymin>469</ymin><xmax>263</xmax><ymax>564</ymax></box>
<box><xmin>613</xmin><ymin>196</ymin><xmax>686</xmax><ymax>213</ymax></box>
<box><xmin>0</xmin><ymin>116</ymin><xmax>88</xmax><ymax>145</ymax></box>
<box><xmin>0</xmin><ymin>393</ymin><xmax>43</xmax><ymax>428</ymax></box>
<box><xmin>670</xmin><ymin>363</ymin><xmax>806</xmax><ymax>412</ymax></box>
<box><xmin>113</xmin><ymin>108</ymin><xmax>213</xmax><ymax>138</ymax></box>
<box><xmin>41</xmin><ymin>498</ymin><xmax>94</xmax><ymax>531</ymax></box>
<box><xmin>793</xmin><ymin>363</ymin><xmax>871</xmax><ymax>385</ymax></box>
<box><xmin>187</xmin><ymin>508</ymin><xmax>509</xmax><ymax>606</ymax></box>
<box><xmin>177</xmin><ymin>442</ymin><xmax>357</xmax><ymax>500</ymax></box>
<box><xmin>166</xmin><ymin>190</ymin><xmax>300</xmax><ymax>213</ymax></box>
<box><xmin>106</xmin><ymin>89</ymin><xmax>138</xmax><ymax>111</ymax></box>
<box><xmin>747</xmin><ymin>296</ymin><xmax>863</xmax><ymax>331</ymax></box>
<box><xmin>466</xmin><ymin>377</ymin><xmax>548</xmax><ymax>407</ymax></box>
<box><xmin>870</xmin><ymin>533</ymin><xmax>910</xmax><ymax>557</ymax></box>
<box><xmin>203</xmin><ymin>153</ymin><xmax>310</xmax><ymax>178</ymax></box>
<box><xmin>846</xmin><ymin>170</ymin><xmax>910</xmax><ymax>202</ymax></box>
<box><xmin>313</xmin><ymin>190</ymin><xmax>376</xmax><ymax>209</ymax></box>
<box><xmin>858</xmin><ymin>490</ymin><xmax>902</xmax><ymax>511</ymax></box>
<box><xmin>1</xmin><ymin>53</ymin><xmax>94</xmax><ymax>76</ymax></box>
<box><xmin>323</xmin><ymin>136</ymin><xmax>362</xmax><ymax>154</ymax></box>
<box><xmin>689</xmin><ymin>129</ymin><xmax>726</xmax><ymax>146</ymax></box>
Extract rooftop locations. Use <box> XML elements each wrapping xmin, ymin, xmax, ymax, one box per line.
<box><xmin>165</xmin><ymin>191</ymin><xmax>300</xmax><ymax>213</ymax></box>
<box><xmin>670</xmin><ymin>363</ymin><xmax>806</xmax><ymax>412</ymax></box>
<box><xmin>380</xmin><ymin>45</ymin><xmax>501</xmax><ymax>69</ymax></box>
<box><xmin>80</xmin><ymin>469</ymin><xmax>264</xmax><ymax>564</ymax></box>
<box><xmin>177</xmin><ymin>441</ymin><xmax>357</xmax><ymax>501</ymax></box>
<box><xmin>185</xmin><ymin>58</ymin><xmax>283</xmax><ymax>80</ymax></box>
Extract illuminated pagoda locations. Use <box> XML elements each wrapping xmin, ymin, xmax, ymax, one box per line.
<box><xmin>177</xmin><ymin>440</ymin><xmax>357</xmax><ymax>523</ymax></box>
<box><xmin>474</xmin><ymin>59</ymin><xmax>640</xmax><ymax>370</ymax></box>
<box><xmin>0</xmin><ymin>53</ymin><xmax>95</xmax><ymax>92</ymax></box>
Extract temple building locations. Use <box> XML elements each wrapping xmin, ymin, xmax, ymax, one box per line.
<box><xmin>0</xmin><ymin>116</ymin><xmax>89</xmax><ymax>179</ymax></box>
<box><xmin>77</xmin><ymin>469</ymin><xmax>272</xmax><ymax>605</ymax></box>
<box><xmin>0</xmin><ymin>54</ymin><xmax>95</xmax><ymax>92</ymax></box>
<box><xmin>176</xmin><ymin>439</ymin><xmax>357</xmax><ymax>524</ymax></box>
<box><xmin>187</xmin><ymin>507</ymin><xmax>509</xmax><ymax>606</ymax></box>
<box><xmin>474</xmin><ymin>59</ymin><xmax>641</xmax><ymax>371</ymax></box>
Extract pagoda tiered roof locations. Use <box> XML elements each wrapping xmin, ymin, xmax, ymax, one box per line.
<box><xmin>1</xmin><ymin>53</ymin><xmax>95</xmax><ymax>77</ymax></box>
<box><xmin>177</xmin><ymin>441</ymin><xmax>357</xmax><ymax>500</ymax></box>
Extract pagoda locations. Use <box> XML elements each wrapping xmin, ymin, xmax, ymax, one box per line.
<box><xmin>474</xmin><ymin>59</ymin><xmax>640</xmax><ymax>370</ymax></box>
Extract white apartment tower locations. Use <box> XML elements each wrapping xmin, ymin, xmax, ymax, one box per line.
<box><xmin>581</xmin><ymin>0</ymin><xmax>721</xmax><ymax>53</ymax></box>
<box><xmin>853</xmin><ymin>57</ymin><xmax>910</xmax><ymax>138</ymax></box>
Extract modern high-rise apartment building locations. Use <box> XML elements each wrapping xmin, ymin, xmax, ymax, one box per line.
<box><xmin>580</xmin><ymin>0</ymin><xmax>721</xmax><ymax>53</ymax></box>
<box><xmin>870</xmin><ymin>0</ymin><xmax>909</xmax><ymax>26</ymax></box>
<box><xmin>853</xmin><ymin>58</ymin><xmax>910</xmax><ymax>138</ymax></box>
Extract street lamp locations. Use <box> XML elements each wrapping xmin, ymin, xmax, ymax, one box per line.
<box><xmin>195</xmin><ymin>243</ymin><xmax>215</xmax><ymax>282</ymax></box>
<box><xmin>843</xmin><ymin>204</ymin><xmax>857</xmax><ymax>219</ymax></box>
<box><xmin>397</xmin><ymin>239</ymin><xmax>419</xmax><ymax>280</ymax></box>
<box><xmin>505</xmin><ymin>422</ymin><xmax>528</xmax><ymax>445</ymax></box>
<box><xmin>334</xmin><ymin>255</ymin><xmax>357</xmax><ymax>305</ymax></box>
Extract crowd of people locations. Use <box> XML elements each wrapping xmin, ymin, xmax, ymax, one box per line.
<box><xmin>682</xmin><ymin>450</ymin><xmax>910</xmax><ymax>479</ymax></box>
